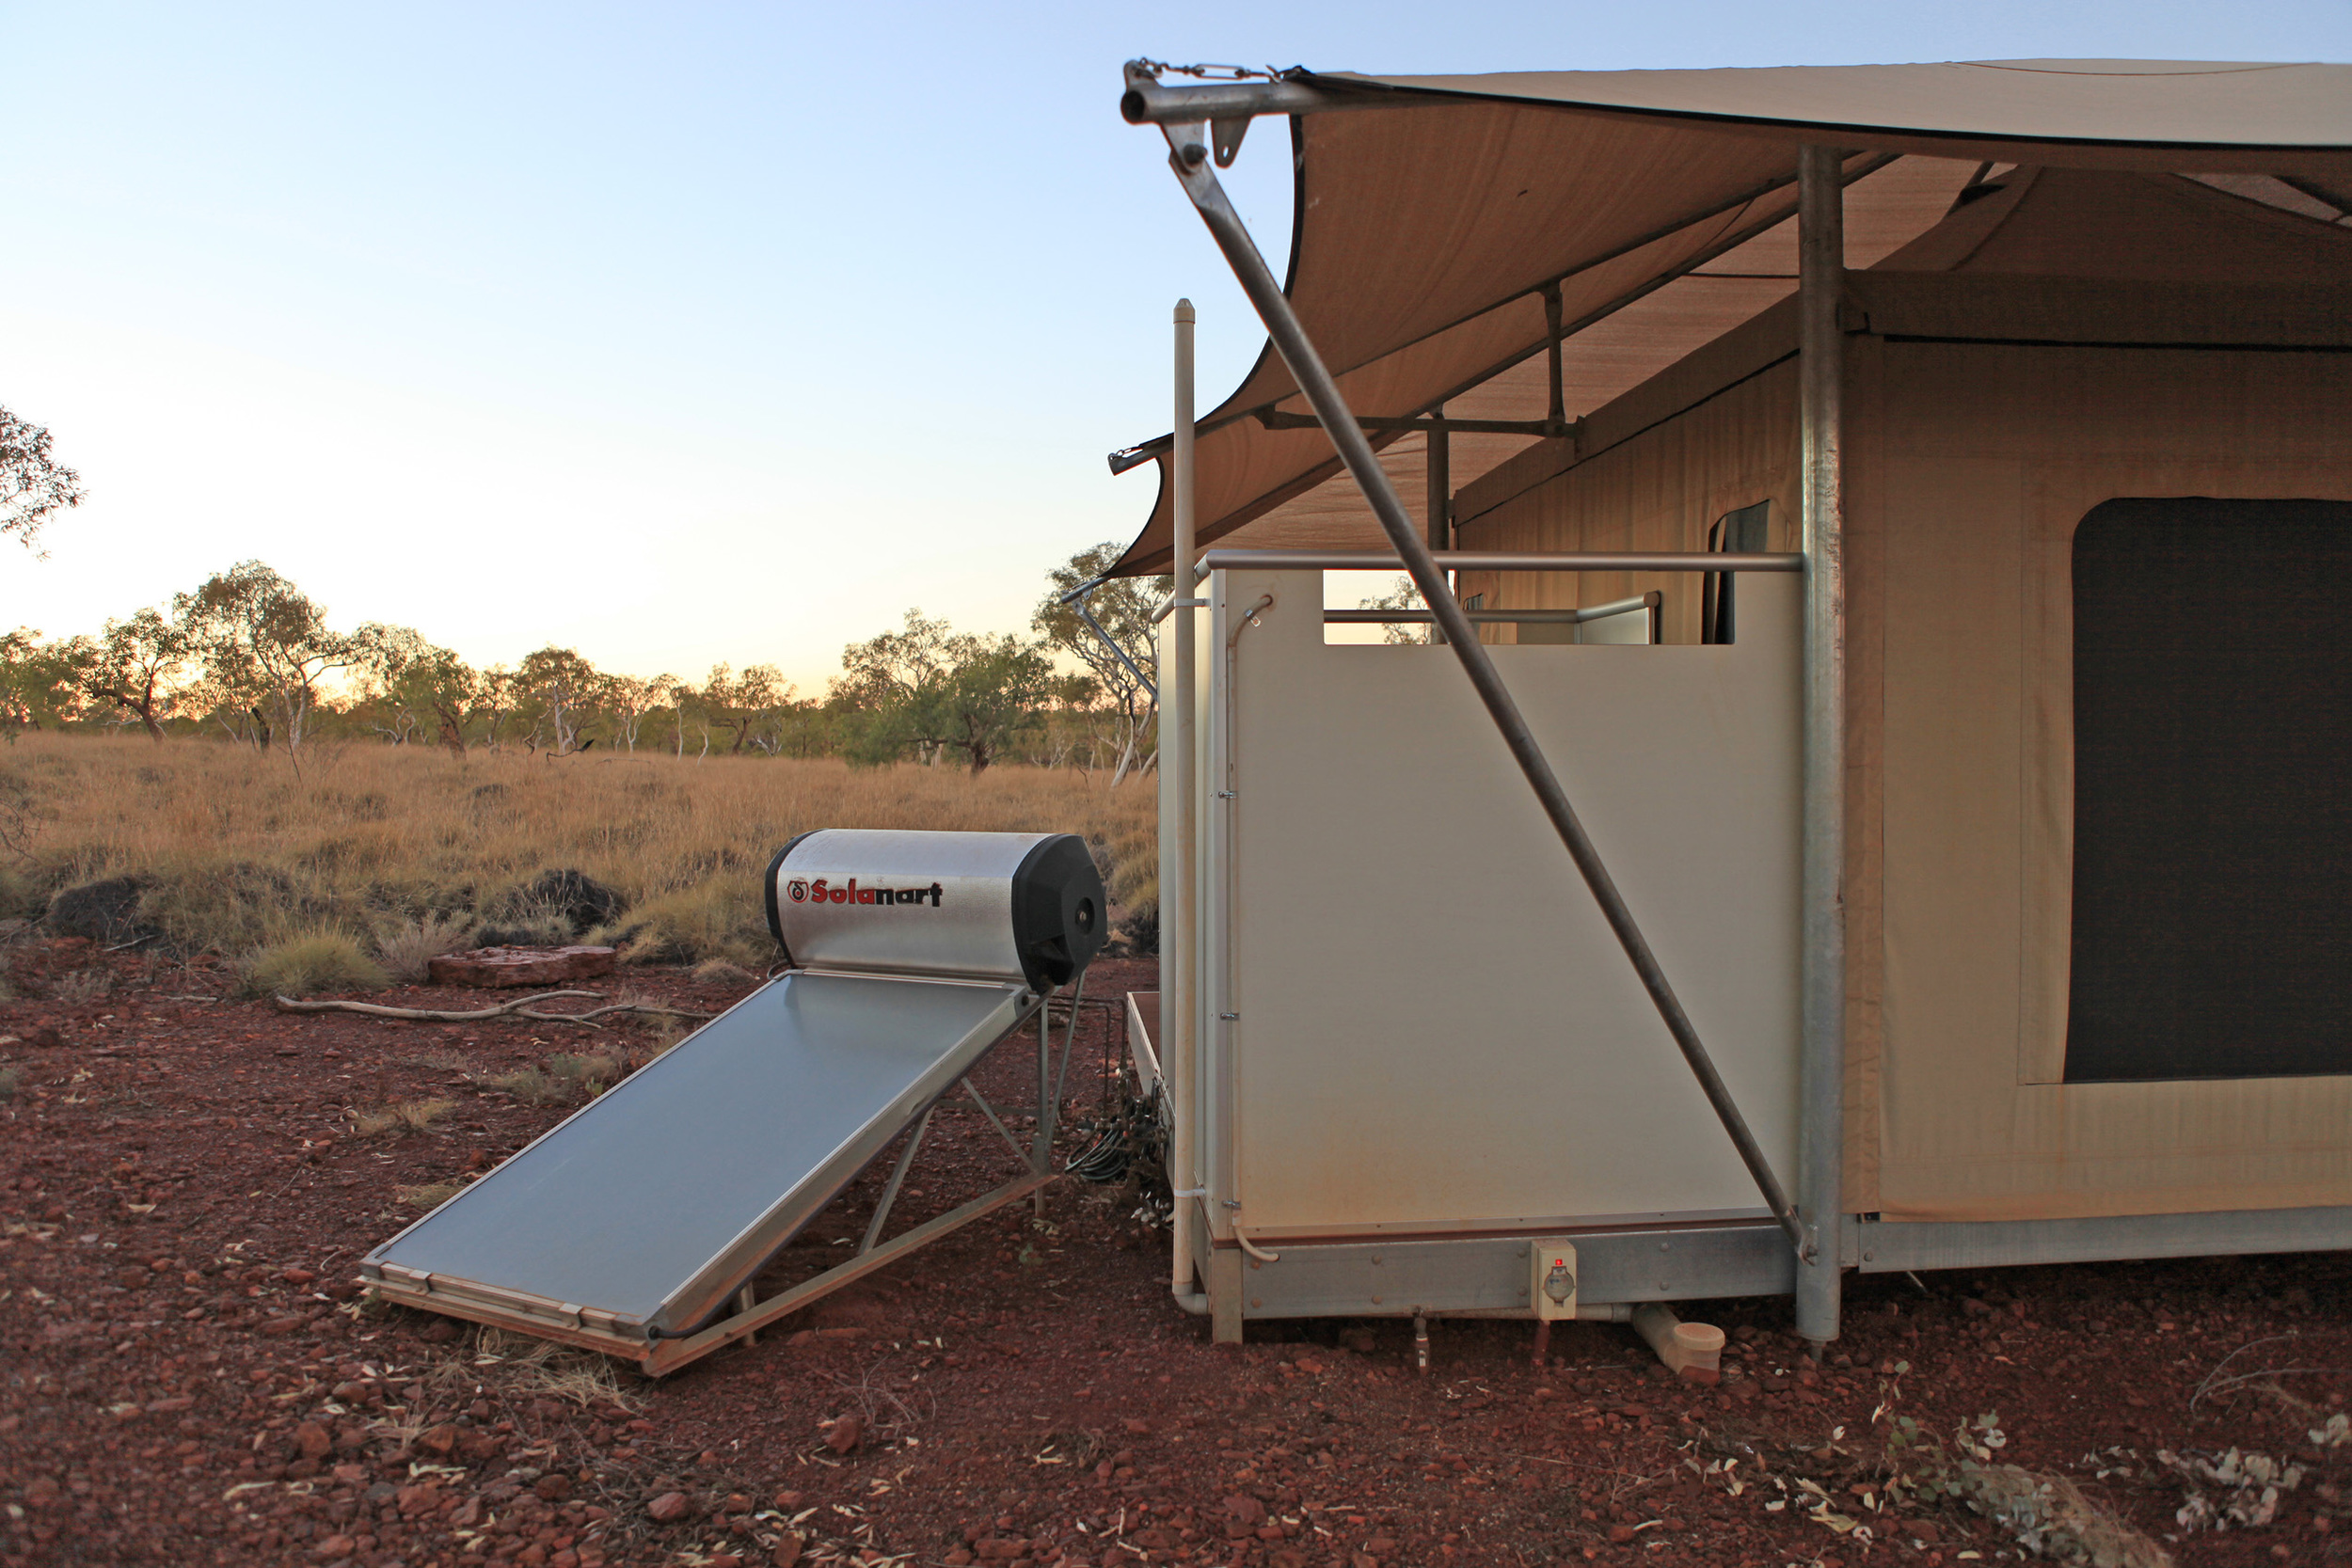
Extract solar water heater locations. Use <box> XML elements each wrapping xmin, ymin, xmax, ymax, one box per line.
<box><xmin>360</xmin><ymin>829</ymin><xmax>1105</xmax><ymax>1373</ymax></box>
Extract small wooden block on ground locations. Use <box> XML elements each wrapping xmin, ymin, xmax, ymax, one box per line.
<box><xmin>427</xmin><ymin>945</ymin><xmax>617</xmax><ymax>989</ymax></box>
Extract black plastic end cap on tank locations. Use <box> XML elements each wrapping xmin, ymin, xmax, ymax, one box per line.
<box><xmin>763</xmin><ymin>830</ymin><xmax>818</xmax><ymax>963</ymax></box>
<box><xmin>1009</xmin><ymin>834</ymin><xmax>1106</xmax><ymax>990</ymax></box>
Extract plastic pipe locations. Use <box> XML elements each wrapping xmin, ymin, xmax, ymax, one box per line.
<box><xmin>1633</xmin><ymin>1303</ymin><xmax>1727</xmax><ymax>1383</ymax></box>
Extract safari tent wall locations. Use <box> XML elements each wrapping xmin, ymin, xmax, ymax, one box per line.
<box><xmin>1447</xmin><ymin>183</ymin><xmax>2352</xmax><ymax>1231</ymax></box>
<box><xmin>1115</xmin><ymin>62</ymin><xmax>2352</xmax><ymax>1340</ymax></box>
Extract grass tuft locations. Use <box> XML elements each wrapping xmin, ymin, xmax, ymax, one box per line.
<box><xmin>472</xmin><ymin>1326</ymin><xmax>644</xmax><ymax>1412</ymax></box>
<box><xmin>547</xmin><ymin>1052</ymin><xmax>621</xmax><ymax>1093</ymax></box>
<box><xmin>376</xmin><ymin>911</ymin><xmax>476</xmax><ymax>982</ymax></box>
<box><xmin>244</xmin><ymin>931</ymin><xmax>389</xmax><ymax>998</ymax></box>
<box><xmin>472</xmin><ymin>893</ymin><xmax>574</xmax><ymax>949</ymax></box>
<box><xmin>484</xmin><ymin>1066</ymin><xmax>564</xmax><ymax>1104</ymax></box>
<box><xmin>603</xmin><ymin>879</ymin><xmax>772</xmax><ymax>969</ymax></box>
<box><xmin>351</xmin><ymin>1098</ymin><xmax>453</xmax><ymax>1137</ymax></box>
<box><xmin>0</xmin><ymin>864</ymin><xmax>48</xmax><ymax>922</ymax></box>
<box><xmin>56</xmin><ymin>967</ymin><xmax>114</xmax><ymax>1004</ymax></box>
<box><xmin>394</xmin><ymin>1180</ymin><xmax>464</xmax><ymax>1210</ymax></box>
<box><xmin>149</xmin><ymin>863</ymin><xmax>320</xmax><ymax>958</ymax></box>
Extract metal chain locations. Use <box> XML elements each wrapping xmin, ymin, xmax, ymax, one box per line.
<box><xmin>1132</xmin><ymin>59</ymin><xmax>1284</xmax><ymax>82</ymax></box>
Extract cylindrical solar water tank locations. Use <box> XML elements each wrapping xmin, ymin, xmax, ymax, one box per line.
<box><xmin>764</xmin><ymin>828</ymin><xmax>1106</xmax><ymax>990</ymax></box>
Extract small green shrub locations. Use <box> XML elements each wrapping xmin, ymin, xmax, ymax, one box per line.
<box><xmin>0</xmin><ymin>863</ymin><xmax>49</xmax><ymax>921</ymax></box>
<box><xmin>0</xmin><ymin>1066</ymin><xmax>20</xmax><ymax>1101</ymax></box>
<box><xmin>243</xmin><ymin>932</ymin><xmax>389</xmax><ymax>998</ymax></box>
<box><xmin>150</xmin><ymin>863</ymin><xmax>328</xmax><ymax>958</ymax></box>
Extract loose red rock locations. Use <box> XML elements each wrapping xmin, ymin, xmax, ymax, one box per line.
<box><xmin>428</xmin><ymin>945</ymin><xmax>617</xmax><ymax>988</ymax></box>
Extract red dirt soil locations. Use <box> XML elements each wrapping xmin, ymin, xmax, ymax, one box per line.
<box><xmin>3</xmin><ymin>938</ymin><xmax>2347</xmax><ymax>1568</ymax></box>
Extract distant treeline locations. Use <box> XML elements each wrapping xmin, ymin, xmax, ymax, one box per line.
<box><xmin>2</xmin><ymin>545</ymin><xmax>1169</xmax><ymax>778</ymax></box>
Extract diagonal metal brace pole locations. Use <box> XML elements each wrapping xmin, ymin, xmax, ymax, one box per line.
<box><xmin>1151</xmin><ymin>119</ymin><xmax>1812</xmax><ymax>1262</ymax></box>
<box><xmin>861</xmin><ymin>1106</ymin><xmax>934</xmax><ymax>1255</ymax></box>
<box><xmin>962</xmin><ymin>1077</ymin><xmax>1033</xmax><ymax>1167</ymax></box>
<box><xmin>1060</xmin><ymin>575</ymin><xmax>1158</xmax><ymax>702</ymax></box>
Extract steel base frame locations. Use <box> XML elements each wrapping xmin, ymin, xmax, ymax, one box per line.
<box><xmin>1208</xmin><ymin>1221</ymin><xmax>1796</xmax><ymax>1324</ymax></box>
<box><xmin>1188</xmin><ymin>1206</ymin><xmax>2352</xmax><ymax>1331</ymax></box>
<box><xmin>1852</xmin><ymin>1205</ymin><xmax>2352</xmax><ymax>1275</ymax></box>
<box><xmin>369</xmin><ymin>985</ymin><xmax>1089</xmax><ymax>1375</ymax></box>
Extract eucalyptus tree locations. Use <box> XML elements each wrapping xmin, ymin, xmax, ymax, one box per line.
<box><xmin>834</xmin><ymin>610</ymin><xmax>1054</xmax><ymax>775</ymax></box>
<box><xmin>0</xmin><ymin>406</ymin><xmax>84</xmax><ymax>556</ymax></box>
<box><xmin>352</xmin><ymin>622</ymin><xmax>477</xmax><ymax>753</ymax></box>
<box><xmin>1035</xmin><ymin>542</ymin><xmax>1169</xmax><ymax>784</ymax></box>
<box><xmin>93</xmin><ymin>609</ymin><xmax>191</xmax><ymax>740</ymax></box>
<box><xmin>172</xmin><ymin>562</ymin><xmax>355</xmax><ymax>758</ymax></box>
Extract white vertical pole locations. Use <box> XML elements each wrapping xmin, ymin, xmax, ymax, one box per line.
<box><xmin>1795</xmin><ymin>148</ymin><xmax>1848</xmax><ymax>1350</ymax></box>
<box><xmin>1167</xmin><ymin>299</ymin><xmax>1200</xmax><ymax>1305</ymax></box>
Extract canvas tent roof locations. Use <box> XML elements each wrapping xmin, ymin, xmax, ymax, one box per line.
<box><xmin>1108</xmin><ymin>59</ymin><xmax>2352</xmax><ymax>575</ymax></box>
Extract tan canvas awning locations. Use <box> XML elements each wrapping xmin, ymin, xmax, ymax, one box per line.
<box><xmin>1109</xmin><ymin>59</ymin><xmax>2352</xmax><ymax>574</ymax></box>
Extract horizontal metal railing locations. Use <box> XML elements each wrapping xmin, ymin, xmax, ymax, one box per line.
<box><xmin>1198</xmin><ymin>548</ymin><xmax>1803</xmax><ymax>578</ymax></box>
<box><xmin>1326</xmin><ymin>591</ymin><xmax>1661</xmax><ymax>626</ymax></box>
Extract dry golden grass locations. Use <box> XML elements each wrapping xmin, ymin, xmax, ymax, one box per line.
<box><xmin>468</xmin><ymin>1326</ymin><xmax>645</xmax><ymax>1412</ymax></box>
<box><xmin>547</xmin><ymin>1051</ymin><xmax>621</xmax><ymax>1093</ymax></box>
<box><xmin>394</xmin><ymin>1180</ymin><xmax>464</xmax><ymax>1210</ymax></box>
<box><xmin>482</xmin><ymin>1066</ymin><xmax>564</xmax><ymax>1104</ymax></box>
<box><xmin>350</xmin><ymin>1098</ymin><xmax>453</xmax><ymax>1137</ymax></box>
<box><xmin>54</xmin><ymin>967</ymin><xmax>114</xmax><ymax>1003</ymax></box>
<box><xmin>376</xmin><ymin>911</ymin><xmax>474</xmax><ymax>982</ymax></box>
<box><xmin>1</xmin><ymin>732</ymin><xmax>1157</xmax><ymax>959</ymax></box>
<box><xmin>241</xmin><ymin>930</ymin><xmax>389</xmax><ymax>997</ymax></box>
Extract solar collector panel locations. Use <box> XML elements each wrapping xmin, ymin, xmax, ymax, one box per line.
<box><xmin>364</xmin><ymin>969</ymin><xmax>1031</xmax><ymax>1337</ymax></box>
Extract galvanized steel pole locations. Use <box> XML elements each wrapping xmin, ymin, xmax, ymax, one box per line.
<box><xmin>1426</xmin><ymin>405</ymin><xmax>1450</xmax><ymax>642</ymax></box>
<box><xmin>1167</xmin><ymin>299</ymin><xmax>1203</xmax><ymax>1307</ymax></box>
<box><xmin>1795</xmin><ymin>147</ymin><xmax>1850</xmax><ymax>1348</ymax></box>
<box><xmin>1153</xmin><ymin>124</ymin><xmax>1809</xmax><ymax>1260</ymax></box>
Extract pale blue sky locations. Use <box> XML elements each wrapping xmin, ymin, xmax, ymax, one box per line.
<box><xmin>5</xmin><ymin>2</ymin><xmax>2347</xmax><ymax>690</ymax></box>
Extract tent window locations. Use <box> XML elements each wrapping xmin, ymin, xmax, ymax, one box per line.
<box><xmin>1701</xmin><ymin>501</ymin><xmax>1771</xmax><ymax>644</ymax></box>
<box><xmin>2065</xmin><ymin>498</ymin><xmax>2352</xmax><ymax>1082</ymax></box>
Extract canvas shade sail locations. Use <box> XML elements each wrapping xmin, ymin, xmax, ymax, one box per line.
<box><xmin>1109</xmin><ymin>59</ymin><xmax>2352</xmax><ymax>574</ymax></box>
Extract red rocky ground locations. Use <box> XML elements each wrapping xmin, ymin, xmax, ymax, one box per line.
<box><xmin>2</xmin><ymin>937</ymin><xmax>2347</xmax><ymax>1568</ymax></box>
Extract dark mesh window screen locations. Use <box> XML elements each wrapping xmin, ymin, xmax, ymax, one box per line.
<box><xmin>2066</xmin><ymin>498</ymin><xmax>2352</xmax><ymax>1082</ymax></box>
<box><xmin>1702</xmin><ymin>500</ymin><xmax>1771</xmax><ymax>644</ymax></box>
